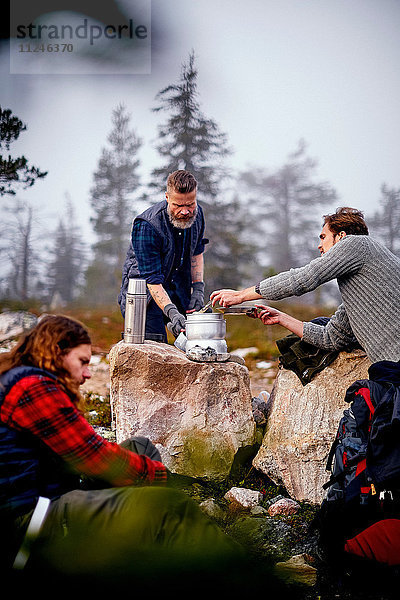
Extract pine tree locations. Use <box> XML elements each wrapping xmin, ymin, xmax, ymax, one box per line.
<box><xmin>48</xmin><ymin>196</ymin><xmax>86</xmax><ymax>305</ymax></box>
<box><xmin>85</xmin><ymin>103</ymin><xmax>142</xmax><ymax>304</ymax></box>
<box><xmin>0</xmin><ymin>106</ymin><xmax>47</xmax><ymax>196</ymax></box>
<box><xmin>1</xmin><ymin>200</ymin><xmax>42</xmax><ymax>301</ymax></box>
<box><xmin>369</xmin><ymin>184</ymin><xmax>400</xmax><ymax>257</ymax></box>
<box><xmin>150</xmin><ymin>51</ymin><xmax>257</xmax><ymax>293</ymax></box>
<box><xmin>239</xmin><ymin>140</ymin><xmax>337</xmax><ymax>273</ymax></box>
<box><xmin>150</xmin><ymin>51</ymin><xmax>232</xmax><ymax>197</ymax></box>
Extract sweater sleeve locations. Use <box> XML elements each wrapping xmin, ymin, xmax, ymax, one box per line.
<box><xmin>303</xmin><ymin>304</ymin><xmax>360</xmax><ymax>351</ymax></box>
<box><xmin>259</xmin><ymin>236</ymin><xmax>370</xmax><ymax>300</ymax></box>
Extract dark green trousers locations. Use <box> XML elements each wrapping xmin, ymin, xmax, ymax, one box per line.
<box><xmin>9</xmin><ymin>437</ymin><xmax>243</xmax><ymax>591</ymax></box>
<box><xmin>27</xmin><ymin>485</ymin><xmax>242</xmax><ymax>587</ymax></box>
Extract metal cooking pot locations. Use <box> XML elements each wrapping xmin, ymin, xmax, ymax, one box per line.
<box><xmin>184</xmin><ymin>312</ymin><xmax>227</xmax><ymax>353</ymax></box>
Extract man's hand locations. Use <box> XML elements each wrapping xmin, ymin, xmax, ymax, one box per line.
<box><xmin>163</xmin><ymin>304</ymin><xmax>186</xmax><ymax>337</ymax></box>
<box><xmin>186</xmin><ymin>281</ymin><xmax>205</xmax><ymax>313</ymax></box>
<box><xmin>254</xmin><ymin>304</ymin><xmax>282</xmax><ymax>326</ymax></box>
<box><xmin>210</xmin><ymin>285</ymin><xmax>262</xmax><ymax>308</ymax></box>
<box><xmin>210</xmin><ymin>289</ymin><xmax>243</xmax><ymax>308</ymax></box>
<box><xmin>254</xmin><ymin>304</ymin><xmax>304</xmax><ymax>338</ymax></box>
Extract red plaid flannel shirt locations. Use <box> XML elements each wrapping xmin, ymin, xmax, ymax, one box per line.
<box><xmin>0</xmin><ymin>374</ymin><xmax>167</xmax><ymax>486</ymax></box>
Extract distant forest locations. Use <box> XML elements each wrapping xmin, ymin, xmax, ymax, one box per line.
<box><xmin>1</xmin><ymin>53</ymin><xmax>399</xmax><ymax>308</ymax></box>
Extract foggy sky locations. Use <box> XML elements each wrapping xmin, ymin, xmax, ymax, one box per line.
<box><xmin>1</xmin><ymin>0</ymin><xmax>400</xmax><ymax>245</ymax></box>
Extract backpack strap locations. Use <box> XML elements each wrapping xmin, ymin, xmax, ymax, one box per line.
<box><xmin>355</xmin><ymin>387</ymin><xmax>375</xmax><ymax>424</ymax></box>
<box><xmin>326</xmin><ymin>438</ymin><xmax>339</xmax><ymax>473</ymax></box>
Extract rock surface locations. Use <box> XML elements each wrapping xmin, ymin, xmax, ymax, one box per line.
<box><xmin>81</xmin><ymin>357</ymin><xmax>110</xmax><ymax>397</ymax></box>
<box><xmin>274</xmin><ymin>554</ymin><xmax>317</xmax><ymax>587</ymax></box>
<box><xmin>268</xmin><ymin>497</ymin><xmax>300</xmax><ymax>516</ymax></box>
<box><xmin>110</xmin><ymin>340</ymin><xmax>256</xmax><ymax>481</ymax></box>
<box><xmin>224</xmin><ymin>487</ymin><xmax>263</xmax><ymax>510</ymax></box>
<box><xmin>253</xmin><ymin>349</ymin><xmax>371</xmax><ymax>504</ymax></box>
<box><xmin>0</xmin><ymin>310</ymin><xmax>37</xmax><ymax>343</ymax></box>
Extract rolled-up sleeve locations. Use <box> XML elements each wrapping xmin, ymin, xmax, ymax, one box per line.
<box><xmin>194</xmin><ymin>213</ymin><xmax>208</xmax><ymax>256</ymax></box>
<box><xmin>132</xmin><ymin>221</ymin><xmax>164</xmax><ymax>285</ymax></box>
<box><xmin>194</xmin><ymin>236</ymin><xmax>208</xmax><ymax>256</ymax></box>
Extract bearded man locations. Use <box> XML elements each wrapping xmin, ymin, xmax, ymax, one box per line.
<box><xmin>118</xmin><ymin>170</ymin><xmax>208</xmax><ymax>342</ymax></box>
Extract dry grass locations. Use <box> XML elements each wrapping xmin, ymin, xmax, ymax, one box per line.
<box><xmin>1</xmin><ymin>299</ymin><xmax>336</xmax><ymax>357</ymax></box>
<box><xmin>61</xmin><ymin>305</ymin><xmax>125</xmax><ymax>353</ymax></box>
<box><xmin>64</xmin><ymin>301</ymin><xmax>335</xmax><ymax>357</ymax></box>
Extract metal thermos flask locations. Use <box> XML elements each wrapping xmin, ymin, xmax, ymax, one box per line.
<box><xmin>124</xmin><ymin>279</ymin><xmax>147</xmax><ymax>343</ymax></box>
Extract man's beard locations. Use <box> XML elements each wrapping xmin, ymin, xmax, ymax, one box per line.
<box><xmin>167</xmin><ymin>205</ymin><xmax>198</xmax><ymax>229</ymax></box>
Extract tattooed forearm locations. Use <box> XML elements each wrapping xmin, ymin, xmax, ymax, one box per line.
<box><xmin>191</xmin><ymin>253</ymin><xmax>204</xmax><ymax>283</ymax></box>
<box><xmin>147</xmin><ymin>283</ymin><xmax>172</xmax><ymax>310</ymax></box>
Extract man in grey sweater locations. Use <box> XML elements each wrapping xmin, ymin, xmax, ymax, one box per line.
<box><xmin>211</xmin><ymin>207</ymin><xmax>400</xmax><ymax>363</ymax></box>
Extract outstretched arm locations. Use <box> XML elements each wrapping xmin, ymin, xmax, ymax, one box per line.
<box><xmin>254</xmin><ymin>304</ymin><xmax>304</xmax><ymax>338</ymax></box>
<box><xmin>211</xmin><ymin>236</ymin><xmax>368</xmax><ymax>309</ymax></box>
<box><xmin>256</xmin><ymin>303</ymin><xmax>360</xmax><ymax>352</ymax></box>
<box><xmin>210</xmin><ymin>286</ymin><xmax>262</xmax><ymax>308</ymax></box>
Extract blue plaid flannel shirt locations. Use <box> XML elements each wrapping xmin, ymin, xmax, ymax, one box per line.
<box><xmin>132</xmin><ymin>220</ymin><xmax>205</xmax><ymax>286</ymax></box>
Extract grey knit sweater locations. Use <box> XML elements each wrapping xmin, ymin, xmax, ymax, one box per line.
<box><xmin>259</xmin><ymin>235</ymin><xmax>400</xmax><ymax>363</ymax></box>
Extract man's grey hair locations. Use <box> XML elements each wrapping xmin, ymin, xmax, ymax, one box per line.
<box><xmin>166</xmin><ymin>170</ymin><xmax>197</xmax><ymax>194</ymax></box>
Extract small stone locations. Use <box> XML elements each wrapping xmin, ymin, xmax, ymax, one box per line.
<box><xmin>199</xmin><ymin>498</ymin><xmax>226</xmax><ymax>520</ymax></box>
<box><xmin>268</xmin><ymin>497</ymin><xmax>300</xmax><ymax>516</ymax></box>
<box><xmin>250</xmin><ymin>505</ymin><xmax>268</xmax><ymax>516</ymax></box>
<box><xmin>265</xmin><ymin>494</ymin><xmax>285</xmax><ymax>506</ymax></box>
<box><xmin>224</xmin><ymin>487</ymin><xmax>262</xmax><ymax>510</ymax></box>
<box><xmin>251</xmin><ymin>393</ymin><xmax>270</xmax><ymax>425</ymax></box>
<box><xmin>90</xmin><ymin>355</ymin><xmax>102</xmax><ymax>365</ymax></box>
<box><xmin>230</xmin><ymin>347</ymin><xmax>258</xmax><ymax>359</ymax></box>
<box><xmin>274</xmin><ymin>554</ymin><xmax>317</xmax><ymax>587</ymax></box>
<box><xmin>252</xmin><ymin>408</ymin><xmax>266</xmax><ymax>426</ymax></box>
<box><xmin>256</xmin><ymin>361</ymin><xmax>273</xmax><ymax>369</ymax></box>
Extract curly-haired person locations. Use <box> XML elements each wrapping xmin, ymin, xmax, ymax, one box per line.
<box><xmin>0</xmin><ymin>315</ymin><xmax>241</xmax><ymax>590</ymax></box>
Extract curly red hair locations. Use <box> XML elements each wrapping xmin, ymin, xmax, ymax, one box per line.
<box><xmin>0</xmin><ymin>314</ymin><xmax>91</xmax><ymax>409</ymax></box>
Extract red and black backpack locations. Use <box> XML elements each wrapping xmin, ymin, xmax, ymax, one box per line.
<box><xmin>316</xmin><ymin>361</ymin><xmax>400</xmax><ymax>568</ymax></box>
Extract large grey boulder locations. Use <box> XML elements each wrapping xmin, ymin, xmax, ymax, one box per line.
<box><xmin>252</xmin><ymin>349</ymin><xmax>371</xmax><ymax>504</ymax></box>
<box><xmin>110</xmin><ymin>340</ymin><xmax>256</xmax><ymax>481</ymax></box>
